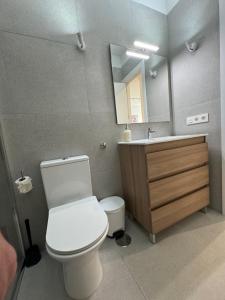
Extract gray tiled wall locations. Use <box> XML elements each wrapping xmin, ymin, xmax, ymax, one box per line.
<box><xmin>0</xmin><ymin>124</ymin><xmax>23</xmax><ymax>258</ymax></box>
<box><xmin>0</xmin><ymin>51</ymin><xmax>22</xmax><ymax>256</ymax></box>
<box><xmin>0</xmin><ymin>0</ymin><xmax>172</xmax><ymax>248</ymax></box>
<box><xmin>168</xmin><ymin>0</ymin><xmax>221</xmax><ymax>211</ymax></box>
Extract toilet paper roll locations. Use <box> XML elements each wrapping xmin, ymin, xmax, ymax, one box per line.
<box><xmin>15</xmin><ymin>176</ymin><xmax>33</xmax><ymax>194</ymax></box>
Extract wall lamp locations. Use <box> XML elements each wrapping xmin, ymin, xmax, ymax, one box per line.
<box><xmin>126</xmin><ymin>50</ymin><xmax>150</xmax><ymax>60</ymax></box>
<box><xmin>134</xmin><ymin>41</ymin><xmax>159</xmax><ymax>52</ymax></box>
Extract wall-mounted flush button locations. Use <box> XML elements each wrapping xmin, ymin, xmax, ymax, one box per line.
<box><xmin>186</xmin><ymin>113</ymin><xmax>209</xmax><ymax>126</ymax></box>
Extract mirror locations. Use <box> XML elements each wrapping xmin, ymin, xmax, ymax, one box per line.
<box><xmin>110</xmin><ymin>44</ymin><xmax>171</xmax><ymax>124</ymax></box>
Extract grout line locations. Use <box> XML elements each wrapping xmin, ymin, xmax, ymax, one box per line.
<box><xmin>11</xmin><ymin>261</ymin><xmax>25</xmax><ymax>300</ymax></box>
<box><xmin>116</xmin><ymin>218</ymin><xmax>150</xmax><ymax>299</ymax></box>
<box><xmin>0</xmin><ymin>29</ymin><xmax>75</xmax><ymax>47</ymax></box>
<box><xmin>0</xmin><ymin>112</ymin><xmax>91</xmax><ymax>116</ymax></box>
<box><xmin>103</xmin><ymin>230</ymin><xmax>149</xmax><ymax>299</ymax></box>
<box><xmin>121</xmin><ymin>255</ymin><xmax>149</xmax><ymax>300</ymax></box>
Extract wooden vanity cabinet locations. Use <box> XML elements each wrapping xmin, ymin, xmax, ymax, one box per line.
<box><xmin>119</xmin><ymin>136</ymin><xmax>209</xmax><ymax>242</ymax></box>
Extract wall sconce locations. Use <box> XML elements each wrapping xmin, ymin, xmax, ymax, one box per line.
<box><xmin>134</xmin><ymin>41</ymin><xmax>159</xmax><ymax>53</ymax></box>
<box><xmin>185</xmin><ymin>41</ymin><xmax>199</xmax><ymax>53</ymax></box>
<box><xmin>76</xmin><ymin>32</ymin><xmax>86</xmax><ymax>51</ymax></box>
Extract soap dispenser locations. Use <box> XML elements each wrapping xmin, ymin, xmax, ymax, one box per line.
<box><xmin>122</xmin><ymin>124</ymin><xmax>132</xmax><ymax>142</ymax></box>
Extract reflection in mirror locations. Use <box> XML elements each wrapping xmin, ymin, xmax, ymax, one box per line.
<box><xmin>110</xmin><ymin>44</ymin><xmax>171</xmax><ymax>124</ymax></box>
<box><xmin>146</xmin><ymin>55</ymin><xmax>171</xmax><ymax>122</ymax></box>
<box><xmin>110</xmin><ymin>44</ymin><xmax>148</xmax><ymax>124</ymax></box>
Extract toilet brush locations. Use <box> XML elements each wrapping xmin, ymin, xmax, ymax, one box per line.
<box><xmin>24</xmin><ymin>219</ymin><xmax>41</xmax><ymax>267</ymax></box>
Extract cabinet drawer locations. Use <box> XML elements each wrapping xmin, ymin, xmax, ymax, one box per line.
<box><xmin>147</xmin><ymin>143</ymin><xmax>208</xmax><ymax>181</ymax></box>
<box><xmin>149</xmin><ymin>165</ymin><xmax>209</xmax><ymax>209</ymax></box>
<box><xmin>151</xmin><ymin>187</ymin><xmax>209</xmax><ymax>233</ymax></box>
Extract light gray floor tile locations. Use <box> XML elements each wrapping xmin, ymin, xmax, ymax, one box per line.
<box><xmin>89</xmin><ymin>258</ymin><xmax>146</xmax><ymax>300</ymax></box>
<box><xmin>18</xmin><ymin>210</ymin><xmax>225</xmax><ymax>300</ymax></box>
<box><xmin>18</xmin><ymin>253</ymin><xmax>70</xmax><ymax>300</ymax></box>
<box><xmin>18</xmin><ymin>248</ymin><xmax>146</xmax><ymax>300</ymax></box>
<box><xmin>123</xmin><ymin>210</ymin><xmax>225</xmax><ymax>300</ymax></box>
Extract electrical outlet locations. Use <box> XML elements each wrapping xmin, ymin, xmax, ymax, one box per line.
<box><xmin>186</xmin><ymin>113</ymin><xmax>209</xmax><ymax>126</ymax></box>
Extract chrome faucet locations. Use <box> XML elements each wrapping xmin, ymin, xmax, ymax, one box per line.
<box><xmin>148</xmin><ymin>127</ymin><xmax>155</xmax><ymax>139</ymax></box>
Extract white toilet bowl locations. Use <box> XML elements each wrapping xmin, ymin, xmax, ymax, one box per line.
<box><xmin>45</xmin><ymin>196</ymin><xmax>108</xmax><ymax>299</ymax></box>
<box><xmin>40</xmin><ymin>155</ymin><xmax>109</xmax><ymax>299</ymax></box>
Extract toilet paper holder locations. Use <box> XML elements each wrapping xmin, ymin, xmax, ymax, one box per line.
<box><xmin>19</xmin><ymin>170</ymin><xmax>25</xmax><ymax>181</ymax></box>
<box><xmin>15</xmin><ymin>170</ymin><xmax>33</xmax><ymax>194</ymax></box>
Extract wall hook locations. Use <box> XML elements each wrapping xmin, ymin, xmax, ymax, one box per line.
<box><xmin>100</xmin><ymin>142</ymin><xmax>107</xmax><ymax>149</ymax></box>
<box><xmin>185</xmin><ymin>41</ymin><xmax>199</xmax><ymax>53</ymax></box>
<box><xmin>76</xmin><ymin>32</ymin><xmax>86</xmax><ymax>51</ymax></box>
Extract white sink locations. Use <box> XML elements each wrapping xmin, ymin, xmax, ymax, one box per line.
<box><xmin>118</xmin><ymin>134</ymin><xmax>208</xmax><ymax>145</ymax></box>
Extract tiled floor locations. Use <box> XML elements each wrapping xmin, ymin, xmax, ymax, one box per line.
<box><xmin>18</xmin><ymin>210</ymin><xmax>225</xmax><ymax>300</ymax></box>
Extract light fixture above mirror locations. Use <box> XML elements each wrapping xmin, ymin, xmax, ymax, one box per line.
<box><xmin>134</xmin><ymin>41</ymin><xmax>160</xmax><ymax>52</ymax></box>
<box><xmin>126</xmin><ymin>50</ymin><xmax>150</xmax><ymax>60</ymax></box>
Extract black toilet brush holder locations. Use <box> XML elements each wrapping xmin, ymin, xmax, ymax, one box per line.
<box><xmin>24</xmin><ymin>219</ymin><xmax>41</xmax><ymax>267</ymax></box>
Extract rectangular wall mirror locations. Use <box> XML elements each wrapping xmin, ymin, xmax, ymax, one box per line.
<box><xmin>110</xmin><ymin>44</ymin><xmax>171</xmax><ymax>124</ymax></box>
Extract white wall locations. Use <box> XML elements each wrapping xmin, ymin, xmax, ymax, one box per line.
<box><xmin>132</xmin><ymin>0</ymin><xmax>167</xmax><ymax>14</ymax></box>
<box><xmin>133</xmin><ymin>0</ymin><xmax>180</xmax><ymax>14</ymax></box>
<box><xmin>166</xmin><ymin>0</ymin><xmax>180</xmax><ymax>13</ymax></box>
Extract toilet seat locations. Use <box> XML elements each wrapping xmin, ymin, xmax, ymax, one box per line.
<box><xmin>46</xmin><ymin>196</ymin><xmax>108</xmax><ymax>256</ymax></box>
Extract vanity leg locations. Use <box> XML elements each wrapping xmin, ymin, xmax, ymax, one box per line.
<box><xmin>201</xmin><ymin>207</ymin><xmax>208</xmax><ymax>214</ymax></box>
<box><xmin>149</xmin><ymin>233</ymin><xmax>156</xmax><ymax>244</ymax></box>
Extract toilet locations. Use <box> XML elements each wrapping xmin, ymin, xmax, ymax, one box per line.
<box><xmin>40</xmin><ymin>155</ymin><xmax>108</xmax><ymax>300</ymax></box>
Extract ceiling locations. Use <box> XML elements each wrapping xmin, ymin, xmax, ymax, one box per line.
<box><xmin>132</xmin><ymin>0</ymin><xmax>180</xmax><ymax>15</ymax></box>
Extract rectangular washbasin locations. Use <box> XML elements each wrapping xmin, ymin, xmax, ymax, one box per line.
<box><xmin>118</xmin><ymin>134</ymin><xmax>208</xmax><ymax>145</ymax></box>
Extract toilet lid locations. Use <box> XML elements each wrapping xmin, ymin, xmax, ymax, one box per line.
<box><xmin>46</xmin><ymin>196</ymin><xmax>108</xmax><ymax>255</ymax></box>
